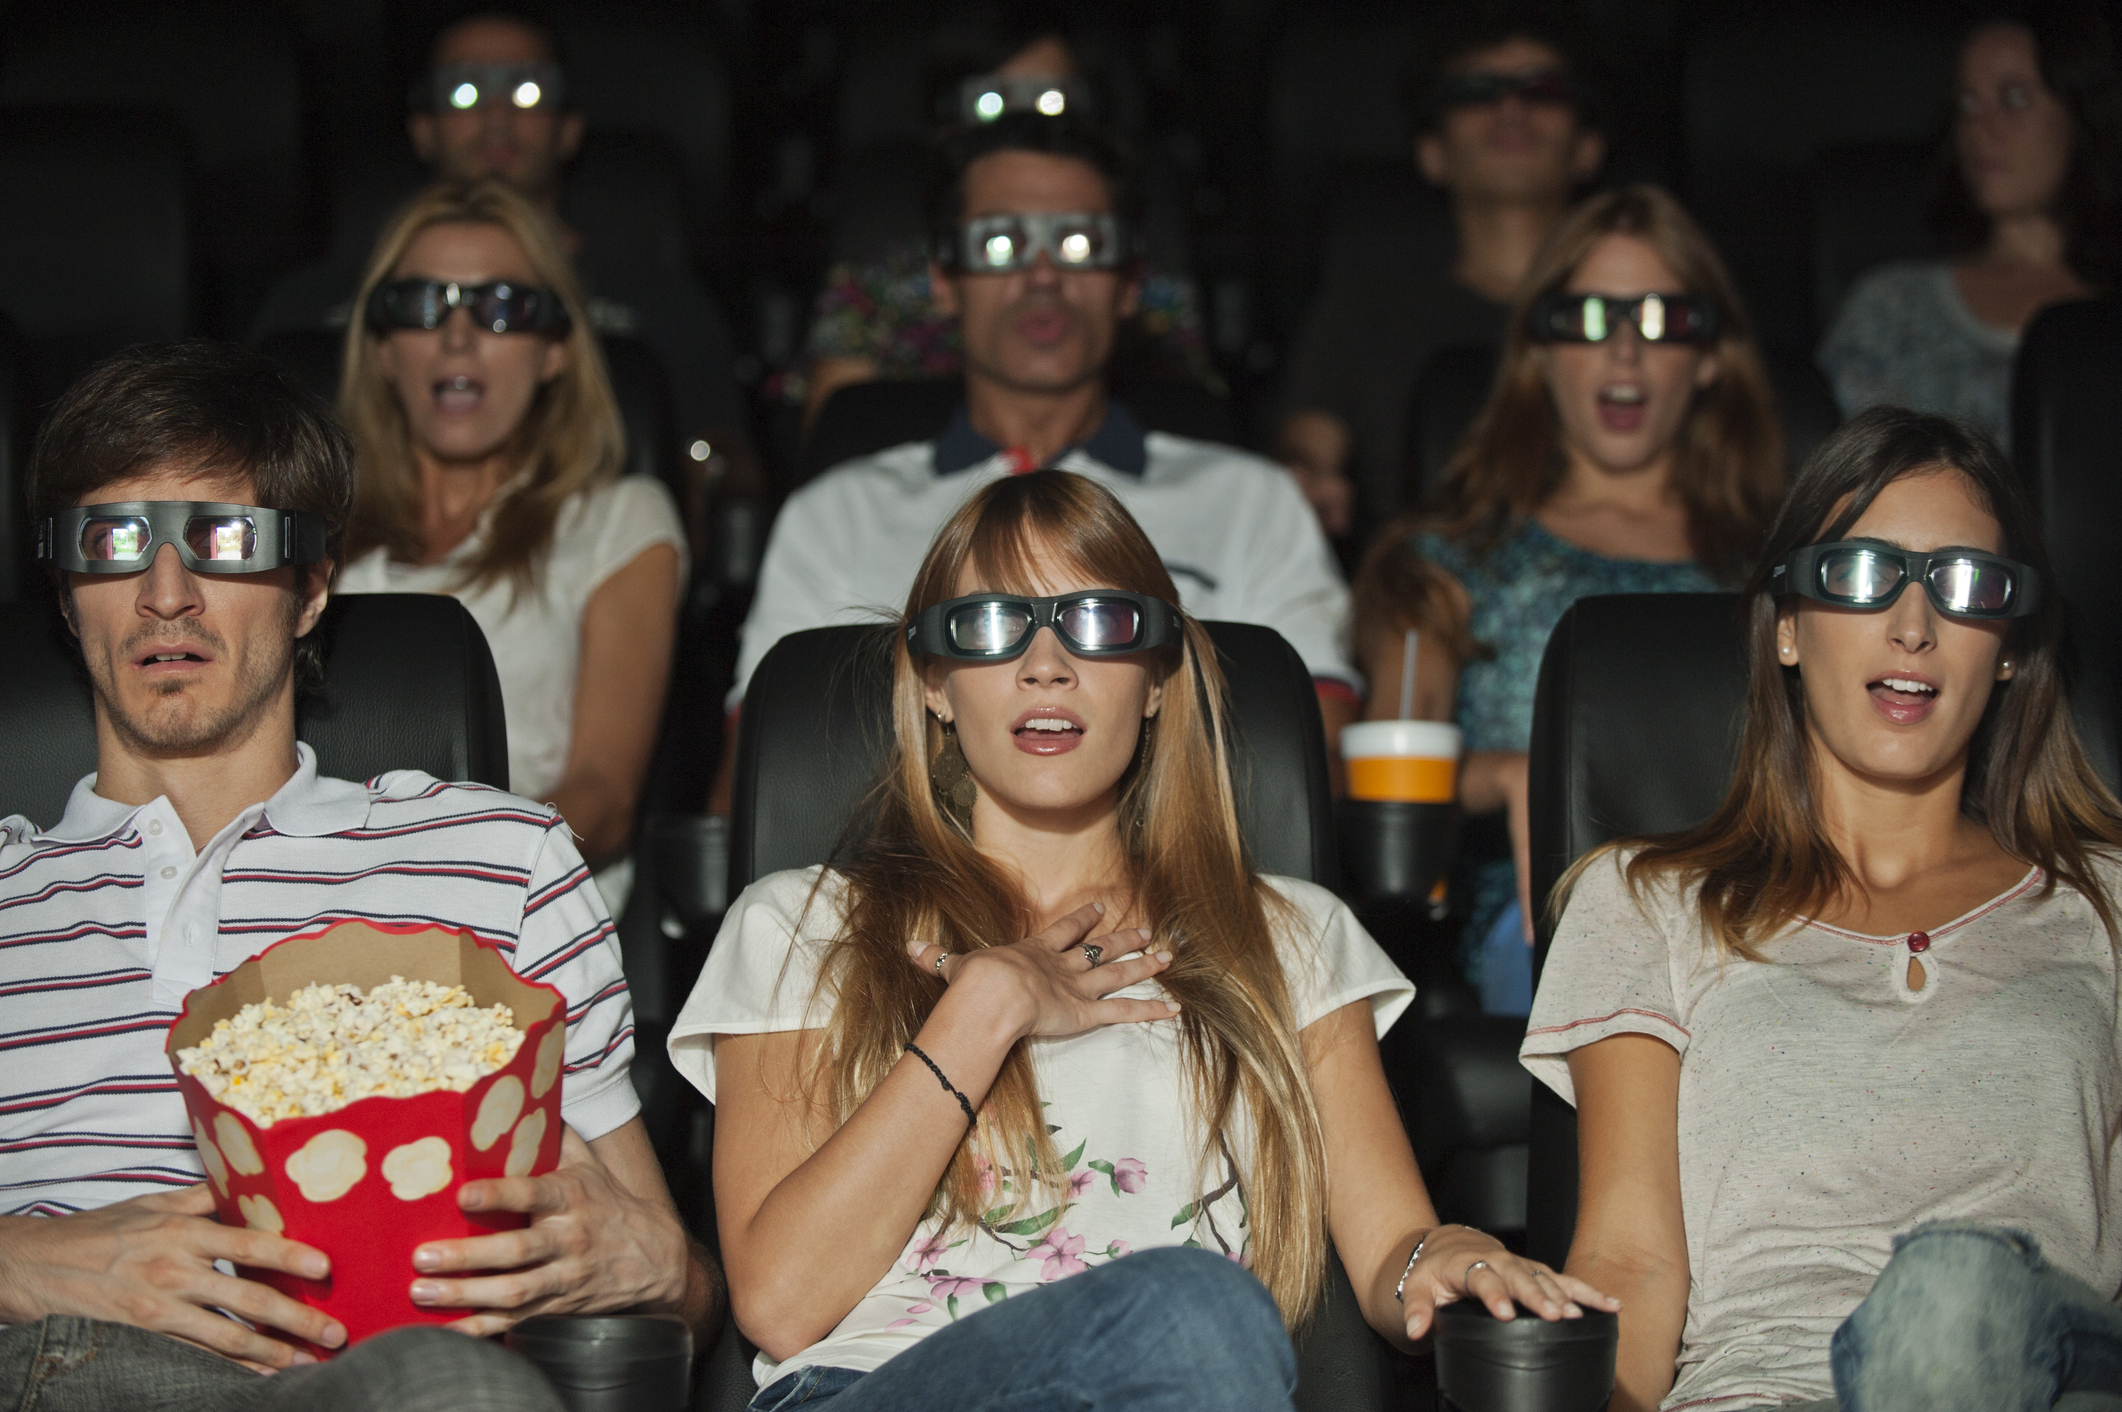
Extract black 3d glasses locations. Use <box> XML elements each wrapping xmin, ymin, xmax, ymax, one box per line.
<box><xmin>1436</xmin><ymin>67</ymin><xmax>1579</xmax><ymax>111</ymax></box>
<box><xmin>956</xmin><ymin>73</ymin><xmax>1093</xmax><ymax>124</ymax></box>
<box><xmin>38</xmin><ymin>502</ymin><xmax>329</xmax><ymax>575</ymax></box>
<box><xmin>421</xmin><ymin>62</ymin><xmax>563</xmax><ymax>112</ymax></box>
<box><xmin>365</xmin><ymin>279</ymin><xmax>572</xmax><ymax>335</ymax></box>
<box><xmin>1530</xmin><ymin>292</ymin><xmax>1722</xmax><ymax>345</ymax></box>
<box><xmin>1771</xmin><ymin>541</ymin><xmax>2042</xmax><ymax>620</ymax></box>
<box><xmin>906</xmin><ymin>591</ymin><xmax>1181</xmax><ymax>660</ymax></box>
<box><xmin>941</xmin><ymin>212</ymin><xmax>1129</xmax><ymax>274</ymax></box>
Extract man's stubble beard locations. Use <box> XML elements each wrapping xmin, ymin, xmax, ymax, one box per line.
<box><xmin>87</xmin><ymin>605</ymin><xmax>300</xmax><ymax>758</ymax></box>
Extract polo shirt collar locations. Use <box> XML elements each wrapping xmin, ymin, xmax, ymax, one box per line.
<box><xmin>931</xmin><ymin>398</ymin><xmax>1149</xmax><ymax>478</ymax></box>
<box><xmin>39</xmin><ymin>742</ymin><xmax>372</xmax><ymax>845</ymax></box>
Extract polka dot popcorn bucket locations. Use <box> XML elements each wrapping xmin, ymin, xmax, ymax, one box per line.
<box><xmin>165</xmin><ymin>921</ymin><xmax>566</xmax><ymax>1352</ymax></box>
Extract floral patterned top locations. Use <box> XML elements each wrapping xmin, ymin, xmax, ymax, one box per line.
<box><xmin>669</xmin><ymin>866</ymin><xmax>1411</xmax><ymax>1388</ymax></box>
<box><xmin>1411</xmin><ymin>521</ymin><xmax>1719</xmax><ymax>958</ymax></box>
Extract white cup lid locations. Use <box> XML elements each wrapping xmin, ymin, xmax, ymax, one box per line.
<box><xmin>1339</xmin><ymin>720</ymin><xmax>1463</xmax><ymax>759</ymax></box>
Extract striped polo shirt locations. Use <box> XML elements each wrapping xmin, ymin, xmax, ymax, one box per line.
<box><xmin>0</xmin><ymin>744</ymin><xmax>638</xmax><ymax>1218</ymax></box>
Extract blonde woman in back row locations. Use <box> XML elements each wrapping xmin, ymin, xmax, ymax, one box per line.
<box><xmin>670</xmin><ymin>469</ymin><xmax>1614</xmax><ymax>1410</ymax></box>
<box><xmin>335</xmin><ymin>180</ymin><xmax>686</xmax><ymax>909</ymax></box>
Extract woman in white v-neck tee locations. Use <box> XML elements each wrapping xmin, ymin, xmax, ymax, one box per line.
<box><xmin>1526</xmin><ymin>407</ymin><xmax>2122</xmax><ymax>1412</ymax></box>
<box><xmin>672</xmin><ymin>470</ymin><xmax>1615</xmax><ymax>1410</ymax></box>
<box><xmin>332</xmin><ymin>181</ymin><xmax>685</xmax><ymax>912</ymax></box>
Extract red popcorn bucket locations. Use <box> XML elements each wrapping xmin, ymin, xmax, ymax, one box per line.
<box><xmin>166</xmin><ymin>921</ymin><xmax>566</xmax><ymax>1353</ymax></box>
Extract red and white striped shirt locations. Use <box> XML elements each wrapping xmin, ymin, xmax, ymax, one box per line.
<box><xmin>0</xmin><ymin>745</ymin><xmax>638</xmax><ymax>1218</ymax></box>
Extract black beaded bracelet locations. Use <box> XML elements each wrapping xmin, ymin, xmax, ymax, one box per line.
<box><xmin>905</xmin><ymin>1042</ymin><xmax>977</xmax><ymax>1131</ymax></box>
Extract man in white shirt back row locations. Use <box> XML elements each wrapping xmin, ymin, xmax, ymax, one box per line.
<box><xmin>0</xmin><ymin>343</ymin><xmax>718</xmax><ymax>1409</ymax></box>
<box><xmin>712</xmin><ymin>112</ymin><xmax>1361</xmax><ymax>810</ymax></box>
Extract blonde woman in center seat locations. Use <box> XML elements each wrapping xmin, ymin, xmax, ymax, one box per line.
<box><xmin>669</xmin><ymin>470</ymin><xmax>1615</xmax><ymax>1410</ymax></box>
<box><xmin>334</xmin><ymin>180</ymin><xmax>686</xmax><ymax>912</ymax></box>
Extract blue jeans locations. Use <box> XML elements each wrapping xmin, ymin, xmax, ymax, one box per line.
<box><xmin>1476</xmin><ymin>899</ymin><xmax>1531</xmax><ymax>1016</ymax></box>
<box><xmin>1742</xmin><ymin>1222</ymin><xmax>2122</xmax><ymax>1411</ymax></box>
<box><xmin>749</xmin><ymin>1246</ymin><xmax>1297</xmax><ymax>1411</ymax></box>
<box><xmin>0</xmin><ymin>1319</ymin><xmax>564</xmax><ymax>1411</ymax></box>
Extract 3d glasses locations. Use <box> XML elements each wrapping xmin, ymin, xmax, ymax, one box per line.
<box><xmin>365</xmin><ymin>279</ymin><xmax>572</xmax><ymax>335</ymax></box>
<box><xmin>422</xmin><ymin>62</ymin><xmax>563</xmax><ymax>112</ymax></box>
<box><xmin>943</xmin><ymin>212</ymin><xmax>1129</xmax><ymax>274</ymax></box>
<box><xmin>1770</xmin><ymin>541</ymin><xmax>2042</xmax><ymax>620</ymax></box>
<box><xmin>38</xmin><ymin>502</ymin><xmax>329</xmax><ymax>575</ymax></box>
<box><xmin>906</xmin><ymin>591</ymin><xmax>1181</xmax><ymax>660</ymax></box>
<box><xmin>955</xmin><ymin>73</ymin><xmax>1093</xmax><ymax>124</ymax></box>
<box><xmin>1435</xmin><ymin>66</ymin><xmax>1579</xmax><ymax>111</ymax></box>
<box><xmin>1529</xmin><ymin>292</ymin><xmax>1722</xmax><ymax>345</ymax></box>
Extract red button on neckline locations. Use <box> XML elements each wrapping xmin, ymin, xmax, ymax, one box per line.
<box><xmin>1907</xmin><ymin>931</ymin><xmax>1932</xmax><ymax>953</ymax></box>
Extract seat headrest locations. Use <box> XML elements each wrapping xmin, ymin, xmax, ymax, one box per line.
<box><xmin>729</xmin><ymin>622</ymin><xmax>1336</xmax><ymax>891</ymax></box>
<box><xmin>0</xmin><ymin>594</ymin><xmax>509</xmax><ymax>829</ymax></box>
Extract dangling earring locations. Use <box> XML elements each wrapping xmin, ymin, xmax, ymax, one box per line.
<box><xmin>930</xmin><ymin>718</ymin><xmax>978</xmax><ymax>825</ymax></box>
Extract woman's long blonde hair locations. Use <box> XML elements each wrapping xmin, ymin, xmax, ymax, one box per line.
<box><xmin>801</xmin><ymin>470</ymin><xmax>1331</xmax><ymax>1326</ymax></box>
<box><xmin>339</xmin><ymin>179</ymin><xmax>624</xmax><ymax>592</ymax></box>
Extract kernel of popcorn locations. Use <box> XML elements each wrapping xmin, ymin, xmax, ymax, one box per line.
<box><xmin>215</xmin><ymin>1112</ymin><xmax>263</xmax><ymax>1176</ymax></box>
<box><xmin>238</xmin><ymin>1192</ymin><xmax>285</xmax><ymax>1233</ymax></box>
<box><xmin>471</xmin><ymin>1076</ymin><xmax>524</xmax><ymax>1152</ymax></box>
<box><xmin>175</xmin><ymin>978</ymin><xmax>523</xmax><ymax>1126</ymax></box>
<box><xmin>382</xmin><ymin>1136</ymin><xmax>454</xmax><ymax>1201</ymax></box>
<box><xmin>505</xmin><ymin>1107</ymin><xmax>547</xmax><ymax>1177</ymax></box>
<box><xmin>529</xmin><ymin>1025</ymin><xmax>564</xmax><ymax>1101</ymax></box>
<box><xmin>286</xmin><ymin>1129</ymin><xmax>367</xmax><ymax>1203</ymax></box>
<box><xmin>192</xmin><ymin>1119</ymin><xmax>228</xmax><ymax>1195</ymax></box>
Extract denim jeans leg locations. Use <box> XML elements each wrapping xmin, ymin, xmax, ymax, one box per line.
<box><xmin>774</xmin><ymin>1246</ymin><xmax>1298</xmax><ymax>1412</ymax></box>
<box><xmin>257</xmin><ymin>1326</ymin><xmax>566</xmax><ymax>1412</ymax></box>
<box><xmin>1831</xmin><ymin>1221</ymin><xmax>2122</xmax><ymax>1412</ymax></box>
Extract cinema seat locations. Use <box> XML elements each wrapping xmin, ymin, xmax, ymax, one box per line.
<box><xmin>0</xmin><ymin>594</ymin><xmax>508</xmax><ymax>831</ymax></box>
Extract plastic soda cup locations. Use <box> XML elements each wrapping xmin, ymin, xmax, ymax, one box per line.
<box><xmin>1340</xmin><ymin>720</ymin><xmax>1462</xmax><ymax>804</ymax></box>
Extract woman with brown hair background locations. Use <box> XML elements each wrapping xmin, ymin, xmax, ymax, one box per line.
<box><xmin>1525</xmin><ymin>406</ymin><xmax>2122</xmax><ymax>1411</ymax></box>
<box><xmin>1349</xmin><ymin>183</ymin><xmax>1785</xmax><ymax>1011</ymax></box>
<box><xmin>670</xmin><ymin>470</ymin><xmax>1612</xmax><ymax>1410</ymax></box>
<box><xmin>335</xmin><ymin>179</ymin><xmax>685</xmax><ymax>906</ymax></box>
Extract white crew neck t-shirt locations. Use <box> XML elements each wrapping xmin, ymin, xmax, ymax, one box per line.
<box><xmin>670</xmin><ymin>866</ymin><xmax>1412</xmax><ymax>1389</ymax></box>
<box><xmin>1523</xmin><ymin>850</ymin><xmax>2122</xmax><ymax>1412</ymax></box>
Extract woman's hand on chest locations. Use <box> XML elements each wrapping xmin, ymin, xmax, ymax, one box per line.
<box><xmin>908</xmin><ymin>903</ymin><xmax>1180</xmax><ymax>1043</ymax></box>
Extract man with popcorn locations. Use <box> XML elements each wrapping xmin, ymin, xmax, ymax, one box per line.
<box><xmin>0</xmin><ymin>342</ymin><xmax>721</xmax><ymax>1409</ymax></box>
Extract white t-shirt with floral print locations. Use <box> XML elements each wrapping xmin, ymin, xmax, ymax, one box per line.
<box><xmin>669</xmin><ymin>866</ymin><xmax>1413</xmax><ymax>1388</ymax></box>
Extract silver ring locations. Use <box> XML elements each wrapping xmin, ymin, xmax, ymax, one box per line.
<box><xmin>934</xmin><ymin>951</ymin><xmax>950</xmax><ymax>976</ymax></box>
<box><xmin>1464</xmin><ymin>1260</ymin><xmax>1492</xmax><ymax>1280</ymax></box>
<box><xmin>1081</xmin><ymin>944</ymin><xmax>1104</xmax><ymax>967</ymax></box>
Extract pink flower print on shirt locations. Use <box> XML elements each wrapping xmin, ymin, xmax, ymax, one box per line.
<box><xmin>1087</xmin><ymin>1156</ymin><xmax>1149</xmax><ymax>1197</ymax></box>
<box><xmin>926</xmin><ymin>1273</ymin><xmax>986</xmax><ymax>1300</ymax></box>
<box><xmin>908</xmin><ymin>1232</ymin><xmax>951</xmax><ymax>1275</ymax></box>
<box><xmin>1067</xmin><ymin>1169</ymin><xmax>1096</xmax><ymax>1199</ymax></box>
<box><xmin>975</xmin><ymin>1152</ymin><xmax>998</xmax><ymax>1197</ymax></box>
<box><xmin>1105</xmin><ymin>1239</ymin><xmax>1132</xmax><ymax>1257</ymax></box>
<box><xmin>886</xmin><ymin>1301</ymin><xmax>936</xmax><ymax>1329</ymax></box>
<box><xmin>1027</xmin><ymin>1227</ymin><xmax>1089</xmax><ymax>1281</ymax></box>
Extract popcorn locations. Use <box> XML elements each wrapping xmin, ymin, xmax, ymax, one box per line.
<box><xmin>175</xmin><ymin>977</ymin><xmax>525</xmax><ymax>1127</ymax></box>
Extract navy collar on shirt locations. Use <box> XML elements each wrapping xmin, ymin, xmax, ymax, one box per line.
<box><xmin>931</xmin><ymin>398</ymin><xmax>1149</xmax><ymax>478</ymax></box>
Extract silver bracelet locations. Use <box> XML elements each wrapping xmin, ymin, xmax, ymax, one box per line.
<box><xmin>1394</xmin><ymin>1227</ymin><xmax>1441</xmax><ymax>1304</ymax></box>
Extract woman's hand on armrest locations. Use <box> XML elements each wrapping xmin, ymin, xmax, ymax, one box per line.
<box><xmin>1566</xmin><ymin>1034</ymin><xmax>1689</xmax><ymax>1412</ymax></box>
<box><xmin>1303</xmin><ymin>1001</ymin><xmax>1617</xmax><ymax>1350</ymax></box>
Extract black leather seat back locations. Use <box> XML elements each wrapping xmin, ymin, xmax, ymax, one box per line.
<box><xmin>797</xmin><ymin>380</ymin><xmax>1241</xmax><ymax>489</ymax></box>
<box><xmin>730</xmin><ymin>621</ymin><xmax>1335</xmax><ymax>891</ymax></box>
<box><xmin>0</xmin><ymin>314</ymin><xmax>24</xmax><ymax>603</ymax></box>
<box><xmin>2013</xmin><ymin>299</ymin><xmax>2122</xmax><ymax>666</ymax></box>
<box><xmin>1524</xmin><ymin>594</ymin><xmax>1751</xmax><ymax>1267</ymax></box>
<box><xmin>0</xmin><ymin>594</ymin><xmax>508</xmax><ymax>829</ymax></box>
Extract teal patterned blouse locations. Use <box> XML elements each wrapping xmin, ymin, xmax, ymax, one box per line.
<box><xmin>1415</xmin><ymin>519</ymin><xmax>1720</xmax><ymax>753</ymax></box>
<box><xmin>1412</xmin><ymin>519</ymin><xmax>1720</xmax><ymax>971</ymax></box>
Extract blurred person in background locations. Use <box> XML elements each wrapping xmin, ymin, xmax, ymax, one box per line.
<box><xmin>255</xmin><ymin>7</ymin><xmax>750</xmax><ymax>486</ymax></box>
<box><xmin>1276</xmin><ymin>3</ymin><xmax>1606</xmax><ymax>537</ymax></box>
<box><xmin>717</xmin><ymin>114</ymin><xmax>1356</xmax><ymax>812</ymax></box>
<box><xmin>1818</xmin><ymin>1</ymin><xmax>2120</xmax><ymax>449</ymax></box>
<box><xmin>1349</xmin><ymin>186</ymin><xmax>1783</xmax><ymax>1013</ymax></box>
<box><xmin>335</xmin><ymin>181</ymin><xmax>685</xmax><ymax>913</ymax></box>
<box><xmin>795</xmin><ymin>4</ymin><xmax>1213</xmax><ymax>432</ymax></box>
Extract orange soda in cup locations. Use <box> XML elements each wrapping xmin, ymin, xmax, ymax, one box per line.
<box><xmin>1340</xmin><ymin>721</ymin><xmax>1462</xmax><ymax>804</ymax></box>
